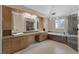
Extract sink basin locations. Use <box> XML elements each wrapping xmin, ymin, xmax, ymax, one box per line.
<box><xmin>12</xmin><ymin>32</ymin><xmax>24</xmax><ymax>36</ymax></box>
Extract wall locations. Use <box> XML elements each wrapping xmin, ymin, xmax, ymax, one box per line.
<box><xmin>78</xmin><ymin>9</ymin><xmax>79</xmax><ymax>53</ymax></box>
<box><xmin>44</xmin><ymin>17</ymin><xmax>48</xmax><ymax>32</ymax></box>
<box><xmin>12</xmin><ymin>11</ymin><xmax>25</xmax><ymax>33</ymax></box>
<box><xmin>38</xmin><ymin>17</ymin><xmax>44</xmax><ymax>31</ymax></box>
<box><xmin>48</xmin><ymin>16</ymin><xmax>68</xmax><ymax>33</ymax></box>
<box><xmin>4</xmin><ymin>6</ymin><xmax>44</xmax><ymax>33</ymax></box>
<box><xmin>0</xmin><ymin>5</ymin><xmax>2</xmax><ymax>54</ymax></box>
<box><xmin>6</xmin><ymin>5</ymin><xmax>46</xmax><ymax>17</ymax></box>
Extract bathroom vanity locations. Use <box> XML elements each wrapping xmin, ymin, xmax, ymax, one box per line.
<box><xmin>2</xmin><ymin>32</ymin><xmax>48</xmax><ymax>54</ymax></box>
<box><xmin>2</xmin><ymin>6</ymin><xmax>48</xmax><ymax>54</ymax></box>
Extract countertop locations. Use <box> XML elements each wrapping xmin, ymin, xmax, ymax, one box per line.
<box><xmin>3</xmin><ymin>31</ymin><xmax>77</xmax><ymax>39</ymax></box>
<box><xmin>3</xmin><ymin>31</ymin><xmax>47</xmax><ymax>39</ymax></box>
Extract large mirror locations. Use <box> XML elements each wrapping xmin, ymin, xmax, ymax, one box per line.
<box><xmin>12</xmin><ymin>11</ymin><xmax>39</xmax><ymax>34</ymax></box>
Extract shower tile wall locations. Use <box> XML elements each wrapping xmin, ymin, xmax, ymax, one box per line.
<box><xmin>68</xmin><ymin>14</ymin><xmax>78</xmax><ymax>35</ymax></box>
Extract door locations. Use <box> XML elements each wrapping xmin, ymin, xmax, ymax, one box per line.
<box><xmin>71</xmin><ymin>14</ymin><xmax>78</xmax><ymax>35</ymax></box>
<box><xmin>68</xmin><ymin>14</ymin><xmax>78</xmax><ymax>35</ymax></box>
<box><xmin>67</xmin><ymin>14</ymin><xmax>78</xmax><ymax>51</ymax></box>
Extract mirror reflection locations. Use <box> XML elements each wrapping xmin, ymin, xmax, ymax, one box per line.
<box><xmin>12</xmin><ymin>11</ymin><xmax>39</xmax><ymax>34</ymax></box>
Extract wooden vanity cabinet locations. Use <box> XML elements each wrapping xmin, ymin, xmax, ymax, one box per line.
<box><xmin>39</xmin><ymin>33</ymin><xmax>48</xmax><ymax>41</ymax></box>
<box><xmin>27</xmin><ymin>35</ymin><xmax>35</xmax><ymax>45</ymax></box>
<box><xmin>2</xmin><ymin>38</ymin><xmax>12</xmax><ymax>54</ymax></box>
<box><xmin>3</xmin><ymin>37</ymin><xmax>23</xmax><ymax>54</ymax></box>
<box><xmin>3</xmin><ymin>32</ymin><xmax>47</xmax><ymax>54</ymax></box>
<box><xmin>20</xmin><ymin>36</ymin><xmax>28</xmax><ymax>49</ymax></box>
<box><xmin>2</xmin><ymin>6</ymin><xmax>12</xmax><ymax>36</ymax></box>
<box><xmin>3</xmin><ymin>37</ymin><xmax>27</xmax><ymax>53</ymax></box>
<box><xmin>2</xmin><ymin>35</ymin><xmax>35</xmax><ymax>54</ymax></box>
<box><xmin>11</xmin><ymin>37</ymin><xmax>21</xmax><ymax>53</ymax></box>
<box><xmin>35</xmin><ymin>35</ymin><xmax>39</xmax><ymax>42</ymax></box>
<box><xmin>35</xmin><ymin>33</ymin><xmax>48</xmax><ymax>42</ymax></box>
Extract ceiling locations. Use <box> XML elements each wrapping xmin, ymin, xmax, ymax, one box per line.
<box><xmin>24</xmin><ymin>5</ymin><xmax>79</xmax><ymax>17</ymax></box>
<box><xmin>24</xmin><ymin>5</ymin><xmax>52</xmax><ymax>16</ymax></box>
<box><xmin>50</xmin><ymin>5</ymin><xmax>79</xmax><ymax>16</ymax></box>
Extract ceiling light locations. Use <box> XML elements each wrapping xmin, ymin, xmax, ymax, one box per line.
<box><xmin>52</xmin><ymin>12</ymin><xmax>56</xmax><ymax>15</ymax></box>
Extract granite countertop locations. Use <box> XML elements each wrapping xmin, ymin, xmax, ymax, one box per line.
<box><xmin>3</xmin><ymin>31</ymin><xmax>47</xmax><ymax>39</ymax></box>
<box><xmin>48</xmin><ymin>32</ymin><xmax>77</xmax><ymax>37</ymax></box>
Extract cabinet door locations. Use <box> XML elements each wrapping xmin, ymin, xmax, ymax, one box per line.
<box><xmin>39</xmin><ymin>34</ymin><xmax>44</xmax><ymax>41</ymax></box>
<box><xmin>2</xmin><ymin>6</ymin><xmax>12</xmax><ymax>30</ymax></box>
<box><xmin>35</xmin><ymin>35</ymin><xmax>39</xmax><ymax>42</ymax></box>
<box><xmin>39</xmin><ymin>34</ymin><xmax>47</xmax><ymax>41</ymax></box>
<box><xmin>20</xmin><ymin>36</ymin><xmax>28</xmax><ymax>49</ymax></box>
<box><xmin>43</xmin><ymin>34</ymin><xmax>47</xmax><ymax>40</ymax></box>
<box><xmin>2</xmin><ymin>6</ymin><xmax>12</xmax><ymax>36</ymax></box>
<box><xmin>27</xmin><ymin>35</ymin><xmax>35</xmax><ymax>45</ymax></box>
<box><xmin>11</xmin><ymin>37</ymin><xmax>21</xmax><ymax>53</ymax></box>
<box><xmin>2</xmin><ymin>38</ymin><xmax>12</xmax><ymax>54</ymax></box>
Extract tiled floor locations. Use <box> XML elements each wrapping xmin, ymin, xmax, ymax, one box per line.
<box><xmin>15</xmin><ymin>40</ymin><xmax>77</xmax><ymax>54</ymax></box>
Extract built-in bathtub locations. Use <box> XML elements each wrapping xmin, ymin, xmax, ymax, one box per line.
<box><xmin>48</xmin><ymin>32</ymin><xmax>78</xmax><ymax>51</ymax></box>
<box><xmin>48</xmin><ymin>32</ymin><xmax>77</xmax><ymax>37</ymax></box>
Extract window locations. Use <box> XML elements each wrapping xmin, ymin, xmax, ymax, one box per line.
<box><xmin>55</xmin><ymin>19</ymin><xmax>64</xmax><ymax>29</ymax></box>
